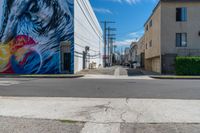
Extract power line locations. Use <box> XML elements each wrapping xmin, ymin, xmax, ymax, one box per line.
<box><xmin>101</xmin><ymin>21</ymin><xmax>116</xmax><ymax>67</ymax></box>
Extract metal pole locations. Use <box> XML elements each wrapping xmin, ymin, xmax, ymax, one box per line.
<box><xmin>108</xmin><ymin>27</ymin><xmax>110</xmax><ymax>66</ymax></box>
<box><xmin>104</xmin><ymin>22</ymin><xmax>107</xmax><ymax>67</ymax></box>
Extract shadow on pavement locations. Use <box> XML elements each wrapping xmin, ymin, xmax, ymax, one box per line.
<box><xmin>126</xmin><ymin>69</ymin><xmax>144</xmax><ymax>76</ymax></box>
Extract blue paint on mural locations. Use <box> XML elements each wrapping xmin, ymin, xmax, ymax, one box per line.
<box><xmin>0</xmin><ymin>0</ymin><xmax>74</xmax><ymax>74</ymax></box>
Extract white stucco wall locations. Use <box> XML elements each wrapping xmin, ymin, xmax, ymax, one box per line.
<box><xmin>74</xmin><ymin>0</ymin><xmax>103</xmax><ymax>73</ymax></box>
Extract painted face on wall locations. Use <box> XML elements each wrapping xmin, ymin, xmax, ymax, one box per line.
<box><xmin>0</xmin><ymin>0</ymin><xmax>74</xmax><ymax>74</ymax></box>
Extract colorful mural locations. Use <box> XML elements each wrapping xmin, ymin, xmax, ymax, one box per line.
<box><xmin>0</xmin><ymin>0</ymin><xmax>74</xmax><ymax>74</ymax></box>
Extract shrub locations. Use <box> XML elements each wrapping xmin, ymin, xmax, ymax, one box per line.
<box><xmin>175</xmin><ymin>56</ymin><xmax>200</xmax><ymax>75</ymax></box>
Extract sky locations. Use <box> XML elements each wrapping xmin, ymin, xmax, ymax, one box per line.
<box><xmin>90</xmin><ymin>0</ymin><xmax>159</xmax><ymax>52</ymax></box>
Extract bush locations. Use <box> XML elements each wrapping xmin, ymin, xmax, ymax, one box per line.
<box><xmin>175</xmin><ymin>56</ymin><xmax>200</xmax><ymax>75</ymax></box>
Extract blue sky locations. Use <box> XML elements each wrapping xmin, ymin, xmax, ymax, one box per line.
<box><xmin>90</xmin><ymin>0</ymin><xmax>158</xmax><ymax>51</ymax></box>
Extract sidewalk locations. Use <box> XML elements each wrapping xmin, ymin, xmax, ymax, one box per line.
<box><xmin>1</xmin><ymin>116</ymin><xmax>200</xmax><ymax>133</ymax></box>
<box><xmin>1</xmin><ymin>97</ymin><xmax>200</xmax><ymax>132</ymax></box>
<box><xmin>77</xmin><ymin>66</ymin><xmax>117</xmax><ymax>75</ymax></box>
<box><xmin>0</xmin><ymin>74</ymin><xmax>84</xmax><ymax>78</ymax></box>
<box><xmin>79</xmin><ymin>66</ymin><xmax>154</xmax><ymax>80</ymax></box>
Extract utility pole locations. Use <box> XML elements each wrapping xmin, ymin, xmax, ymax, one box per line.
<box><xmin>101</xmin><ymin>21</ymin><xmax>115</xmax><ymax>67</ymax></box>
<box><xmin>107</xmin><ymin>27</ymin><xmax>116</xmax><ymax>67</ymax></box>
<box><xmin>109</xmin><ymin>37</ymin><xmax>116</xmax><ymax>66</ymax></box>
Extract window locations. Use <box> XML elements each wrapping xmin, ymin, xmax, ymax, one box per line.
<box><xmin>149</xmin><ymin>20</ymin><xmax>153</xmax><ymax>27</ymax></box>
<box><xmin>145</xmin><ymin>25</ymin><xmax>148</xmax><ymax>32</ymax></box>
<box><xmin>176</xmin><ymin>33</ymin><xmax>187</xmax><ymax>47</ymax></box>
<box><xmin>146</xmin><ymin>43</ymin><xmax>148</xmax><ymax>49</ymax></box>
<box><xmin>176</xmin><ymin>7</ymin><xmax>187</xmax><ymax>22</ymax></box>
<box><xmin>149</xmin><ymin>40</ymin><xmax>152</xmax><ymax>47</ymax></box>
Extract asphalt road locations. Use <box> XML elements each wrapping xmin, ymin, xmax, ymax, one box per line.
<box><xmin>0</xmin><ymin>78</ymin><xmax>200</xmax><ymax>100</ymax></box>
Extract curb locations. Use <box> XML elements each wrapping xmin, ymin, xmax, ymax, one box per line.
<box><xmin>0</xmin><ymin>74</ymin><xmax>84</xmax><ymax>79</ymax></box>
<box><xmin>151</xmin><ymin>76</ymin><xmax>200</xmax><ymax>80</ymax></box>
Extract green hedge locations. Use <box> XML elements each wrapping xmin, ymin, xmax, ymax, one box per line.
<box><xmin>175</xmin><ymin>56</ymin><xmax>200</xmax><ymax>75</ymax></box>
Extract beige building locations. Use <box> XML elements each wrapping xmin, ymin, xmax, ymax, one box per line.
<box><xmin>140</xmin><ymin>0</ymin><xmax>200</xmax><ymax>74</ymax></box>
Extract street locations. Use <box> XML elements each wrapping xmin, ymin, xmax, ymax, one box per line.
<box><xmin>0</xmin><ymin>76</ymin><xmax>200</xmax><ymax>99</ymax></box>
<box><xmin>1</xmin><ymin>67</ymin><xmax>200</xmax><ymax>133</ymax></box>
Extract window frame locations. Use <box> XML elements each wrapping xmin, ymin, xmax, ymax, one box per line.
<box><xmin>176</xmin><ymin>33</ymin><xmax>187</xmax><ymax>47</ymax></box>
<box><xmin>149</xmin><ymin>20</ymin><xmax>153</xmax><ymax>27</ymax></box>
<box><xmin>145</xmin><ymin>25</ymin><xmax>149</xmax><ymax>32</ymax></box>
<box><xmin>176</xmin><ymin>7</ymin><xmax>187</xmax><ymax>22</ymax></box>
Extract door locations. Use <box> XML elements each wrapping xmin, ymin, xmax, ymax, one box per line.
<box><xmin>63</xmin><ymin>53</ymin><xmax>71</xmax><ymax>72</ymax></box>
<box><xmin>141</xmin><ymin>53</ymin><xmax>145</xmax><ymax>68</ymax></box>
<box><xmin>60</xmin><ymin>41</ymin><xmax>71</xmax><ymax>73</ymax></box>
<box><xmin>83</xmin><ymin>51</ymin><xmax>86</xmax><ymax>69</ymax></box>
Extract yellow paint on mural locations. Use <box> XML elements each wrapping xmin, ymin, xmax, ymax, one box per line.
<box><xmin>0</xmin><ymin>45</ymin><xmax>11</xmax><ymax>71</ymax></box>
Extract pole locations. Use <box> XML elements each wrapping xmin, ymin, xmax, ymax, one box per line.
<box><xmin>103</xmin><ymin>22</ymin><xmax>107</xmax><ymax>67</ymax></box>
<box><xmin>101</xmin><ymin>21</ymin><xmax>115</xmax><ymax>67</ymax></box>
<box><xmin>110</xmin><ymin>39</ymin><xmax>113</xmax><ymax>66</ymax></box>
<box><xmin>107</xmin><ymin>27</ymin><xmax>110</xmax><ymax>66</ymax></box>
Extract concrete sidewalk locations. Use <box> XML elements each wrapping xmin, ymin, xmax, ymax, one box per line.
<box><xmin>0</xmin><ymin>74</ymin><xmax>84</xmax><ymax>78</ymax></box>
<box><xmin>1</xmin><ymin>97</ymin><xmax>200</xmax><ymax>132</ymax></box>
<box><xmin>1</xmin><ymin>116</ymin><xmax>200</xmax><ymax>133</ymax></box>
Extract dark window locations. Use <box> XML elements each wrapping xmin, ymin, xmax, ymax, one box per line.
<box><xmin>176</xmin><ymin>7</ymin><xmax>187</xmax><ymax>22</ymax></box>
<box><xmin>149</xmin><ymin>20</ymin><xmax>153</xmax><ymax>27</ymax></box>
<box><xmin>149</xmin><ymin>40</ymin><xmax>152</xmax><ymax>47</ymax></box>
<box><xmin>176</xmin><ymin>33</ymin><xmax>187</xmax><ymax>47</ymax></box>
<box><xmin>145</xmin><ymin>25</ymin><xmax>148</xmax><ymax>31</ymax></box>
<box><xmin>146</xmin><ymin>43</ymin><xmax>148</xmax><ymax>49</ymax></box>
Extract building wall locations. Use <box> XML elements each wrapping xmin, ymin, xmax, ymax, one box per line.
<box><xmin>137</xmin><ymin>35</ymin><xmax>146</xmax><ymax>68</ymax></box>
<box><xmin>0</xmin><ymin>0</ymin><xmax>74</xmax><ymax>74</ymax></box>
<box><xmin>144</xmin><ymin>4</ymin><xmax>161</xmax><ymax>60</ymax></box>
<box><xmin>144</xmin><ymin>3</ymin><xmax>162</xmax><ymax>73</ymax></box>
<box><xmin>74</xmin><ymin>0</ymin><xmax>103</xmax><ymax>73</ymax></box>
<box><xmin>151</xmin><ymin>57</ymin><xmax>161</xmax><ymax>72</ymax></box>
<box><xmin>161</xmin><ymin>1</ymin><xmax>200</xmax><ymax>54</ymax></box>
<box><xmin>161</xmin><ymin>1</ymin><xmax>200</xmax><ymax>73</ymax></box>
<box><xmin>137</xmin><ymin>35</ymin><xmax>145</xmax><ymax>55</ymax></box>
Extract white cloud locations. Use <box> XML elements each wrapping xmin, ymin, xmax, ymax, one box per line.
<box><xmin>115</xmin><ymin>30</ymin><xmax>144</xmax><ymax>46</ymax></box>
<box><xmin>93</xmin><ymin>8</ymin><xmax>112</xmax><ymax>14</ymax></box>
<box><xmin>107</xmin><ymin>0</ymin><xmax>140</xmax><ymax>5</ymax></box>
<box><xmin>115</xmin><ymin>38</ymin><xmax>136</xmax><ymax>46</ymax></box>
<box><xmin>128</xmin><ymin>30</ymin><xmax>144</xmax><ymax>38</ymax></box>
<box><xmin>106</xmin><ymin>0</ymin><xmax>157</xmax><ymax>5</ymax></box>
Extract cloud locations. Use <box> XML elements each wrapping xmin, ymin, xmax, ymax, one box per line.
<box><xmin>115</xmin><ymin>30</ymin><xmax>144</xmax><ymax>46</ymax></box>
<box><xmin>128</xmin><ymin>30</ymin><xmax>144</xmax><ymax>38</ymax></box>
<box><xmin>106</xmin><ymin>0</ymin><xmax>158</xmax><ymax>5</ymax></box>
<box><xmin>115</xmin><ymin>39</ymin><xmax>136</xmax><ymax>46</ymax></box>
<box><xmin>93</xmin><ymin>8</ymin><xmax>112</xmax><ymax>14</ymax></box>
<box><xmin>107</xmin><ymin>0</ymin><xmax>140</xmax><ymax>5</ymax></box>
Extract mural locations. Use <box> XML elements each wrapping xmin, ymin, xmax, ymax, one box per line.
<box><xmin>0</xmin><ymin>0</ymin><xmax>74</xmax><ymax>74</ymax></box>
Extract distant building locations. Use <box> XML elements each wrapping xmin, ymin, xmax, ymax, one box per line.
<box><xmin>124</xmin><ymin>47</ymin><xmax>130</xmax><ymax>66</ymax></box>
<box><xmin>137</xmin><ymin>36</ymin><xmax>145</xmax><ymax>68</ymax></box>
<box><xmin>129</xmin><ymin>42</ymin><xmax>138</xmax><ymax>63</ymax></box>
<box><xmin>0</xmin><ymin>0</ymin><xmax>103</xmax><ymax>74</ymax></box>
<box><xmin>139</xmin><ymin>0</ymin><xmax>200</xmax><ymax>74</ymax></box>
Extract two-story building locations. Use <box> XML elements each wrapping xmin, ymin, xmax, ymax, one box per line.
<box><xmin>141</xmin><ymin>0</ymin><xmax>200</xmax><ymax>74</ymax></box>
<box><xmin>0</xmin><ymin>0</ymin><xmax>103</xmax><ymax>74</ymax></box>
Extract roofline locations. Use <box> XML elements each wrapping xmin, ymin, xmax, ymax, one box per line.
<box><xmin>144</xmin><ymin>0</ymin><xmax>200</xmax><ymax>27</ymax></box>
<box><xmin>144</xmin><ymin>1</ymin><xmax>161</xmax><ymax>27</ymax></box>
